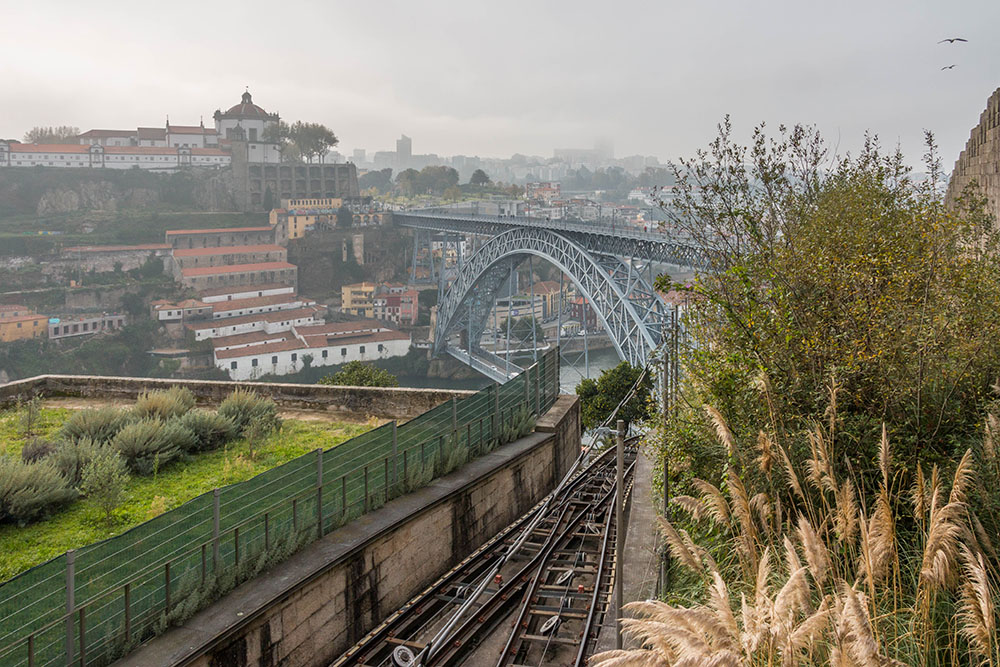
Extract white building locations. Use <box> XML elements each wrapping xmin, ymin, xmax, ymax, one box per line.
<box><xmin>215</xmin><ymin>323</ymin><xmax>411</xmax><ymax>380</ymax></box>
<box><xmin>187</xmin><ymin>306</ymin><xmax>324</xmax><ymax>341</ymax></box>
<box><xmin>198</xmin><ymin>283</ymin><xmax>296</xmax><ymax>304</ymax></box>
<box><xmin>0</xmin><ymin>143</ymin><xmax>229</xmax><ymax>171</ymax></box>
<box><xmin>213</xmin><ymin>90</ymin><xmax>281</xmax><ymax>163</ymax></box>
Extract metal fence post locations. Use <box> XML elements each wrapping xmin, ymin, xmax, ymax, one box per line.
<box><xmin>493</xmin><ymin>384</ymin><xmax>500</xmax><ymax>439</ymax></box>
<box><xmin>65</xmin><ymin>549</ymin><xmax>75</xmax><ymax>665</ymax></box>
<box><xmin>212</xmin><ymin>489</ymin><xmax>221</xmax><ymax>573</ymax></box>
<box><xmin>316</xmin><ymin>449</ymin><xmax>324</xmax><ymax>538</ymax></box>
<box><xmin>534</xmin><ymin>368</ymin><xmax>541</xmax><ymax>416</ymax></box>
<box><xmin>451</xmin><ymin>397</ymin><xmax>458</xmax><ymax>432</ymax></box>
<box><xmin>391</xmin><ymin>420</ymin><xmax>399</xmax><ymax>490</ymax></box>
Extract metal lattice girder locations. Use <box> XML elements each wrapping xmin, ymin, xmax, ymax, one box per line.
<box><xmin>395</xmin><ymin>211</ymin><xmax>708</xmax><ymax>269</ymax></box>
<box><xmin>434</xmin><ymin>227</ymin><xmax>673</xmax><ymax>369</ymax></box>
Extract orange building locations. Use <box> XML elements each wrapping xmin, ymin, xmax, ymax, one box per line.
<box><xmin>0</xmin><ymin>312</ymin><xmax>49</xmax><ymax>342</ymax></box>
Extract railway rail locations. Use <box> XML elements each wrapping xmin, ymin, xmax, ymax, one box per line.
<box><xmin>332</xmin><ymin>437</ymin><xmax>639</xmax><ymax>667</ymax></box>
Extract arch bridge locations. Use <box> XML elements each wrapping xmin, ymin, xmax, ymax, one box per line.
<box><xmin>395</xmin><ymin>211</ymin><xmax>706</xmax><ymax>383</ymax></box>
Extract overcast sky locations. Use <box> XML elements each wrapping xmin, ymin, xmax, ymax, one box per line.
<box><xmin>1</xmin><ymin>0</ymin><xmax>997</xmax><ymax>169</ymax></box>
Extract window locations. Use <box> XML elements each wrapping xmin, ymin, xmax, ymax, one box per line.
<box><xmin>291</xmin><ymin>353</ymin><xmax>297</xmax><ymax>362</ymax></box>
<box><xmin>378</xmin><ymin>344</ymin><xmax>384</xmax><ymax>352</ymax></box>
<box><xmin>271</xmin><ymin>356</ymin><xmax>278</xmax><ymax>364</ymax></box>
<box><xmin>321</xmin><ymin>350</ymin><xmax>328</xmax><ymax>358</ymax></box>
<box><xmin>230</xmin><ymin>361</ymin><xmax>237</xmax><ymax>370</ymax></box>
<box><xmin>16</xmin><ymin>322</ymin><xmax>21</xmax><ymax>328</ymax></box>
<box><xmin>360</xmin><ymin>346</ymin><xmax>366</xmax><ymax>354</ymax></box>
<box><xmin>252</xmin><ymin>359</ymin><xmax>258</xmax><ymax>367</ymax></box>
<box><xmin>341</xmin><ymin>348</ymin><xmax>347</xmax><ymax>356</ymax></box>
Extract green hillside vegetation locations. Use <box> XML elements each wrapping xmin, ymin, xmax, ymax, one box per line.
<box><xmin>605</xmin><ymin>122</ymin><xmax>1000</xmax><ymax>665</ymax></box>
<box><xmin>0</xmin><ymin>393</ymin><xmax>372</xmax><ymax>580</ymax></box>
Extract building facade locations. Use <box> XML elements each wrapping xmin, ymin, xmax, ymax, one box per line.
<box><xmin>341</xmin><ymin>282</ymin><xmax>376</xmax><ymax>318</ymax></box>
<box><xmin>0</xmin><ymin>143</ymin><xmax>229</xmax><ymax>171</ymax></box>
<box><xmin>49</xmin><ymin>314</ymin><xmax>126</xmax><ymax>340</ymax></box>
<box><xmin>0</xmin><ymin>313</ymin><xmax>48</xmax><ymax>342</ymax></box>
<box><xmin>179</xmin><ymin>261</ymin><xmax>298</xmax><ymax>291</ymax></box>
<box><xmin>165</xmin><ymin>227</ymin><xmax>277</xmax><ymax>250</ymax></box>
<box><xmin>170</xmin><ymin>244</ymin><xmax>287</xmax><ymax>278</ymax></box>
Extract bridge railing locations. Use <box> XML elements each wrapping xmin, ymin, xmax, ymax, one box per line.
<box><xmin>0</xmin><ymin>349</ymin><xmax>560</xmax><ymax>667</ymax></box>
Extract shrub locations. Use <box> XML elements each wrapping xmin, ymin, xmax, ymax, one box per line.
<box><xmin>133</xmin><ymin>386</ymin><xmax>195</xmax><ymax>421</ymax></box>
<box><xmin>59</xmin><ymin>407</ymin><xmax>131</xmax><ymax>444</ymax></box>
<box><xmin>160</xmin><ymin>419</ymin><xmax>198</xmax><ymax>455</ymax></box>
<box><xmin>243</xmin><ymin>414</ymin><xmax>277</xmax><ymax>459</ymax></box>
<box><xmin>20</xmin><ymin>437</ymin><xmax>57</xmax><ymax>464</ymax></box>
<box><xmin>218</xmin><ymin>390</ymin><xmax>281</xmax><ymax>436</ymax></box>
<box><xmin>52</xmin><ymin>438</ymin><xmax>103</xmax><ymax>486</ymax></box>
<box><xmin>0</xmin><ymin>457</ymin><xmax>77</xmax><ymax>525</ymax></box>
<box><xmin>111</xmin><ymin>420</ymin><xmax>180</xmax><ymax>475</ymax></box>
<box><xmin>80</xmin><ymin>450</ymin><xmax>130</xmax><ymax>524</ymax></box>
<box><xmin>16</xmin><ymin>395</ymin><xmax>43</xmax><ymax>439</ymax></box>
<box><xmin>178</xmin><ymin>410</ymin><xmax>236</xmax><ymax>452</ymax></box>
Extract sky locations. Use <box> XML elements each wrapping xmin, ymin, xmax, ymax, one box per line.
<box><xmin>1</xmin><ymin>0</ymin><xmax>997</xmax><ymax>169</ymax></box>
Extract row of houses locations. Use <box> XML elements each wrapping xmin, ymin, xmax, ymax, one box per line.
<box><xmin>0</xmin><ymin>305</ymin><xmax>126</xmax><ymax>342</ymax></box>
<box><xmin>212</xmin><ymin>320</ymin><xmax>411</xmax><ymax>380</ymax></box>
<box><xmin>341</xmin><ymin>282</ymin><xmax>420</xmax><ymax>326</ymax></box>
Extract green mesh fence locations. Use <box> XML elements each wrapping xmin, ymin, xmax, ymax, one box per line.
<box><xmin>0</xmin><ymin>348</ymin><xmax>560</xmax><ymax>667</ymax></box>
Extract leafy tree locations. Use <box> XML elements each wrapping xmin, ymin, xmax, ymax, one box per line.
<box><xmin>359</xmin><ymin>168</ymin><xmax>393</xmax><ymax>193</ymax></box>
<box><xmin>470</xmin><ymin>169</ymin><xmax>491</xmax><ymax>187</ymax></box>
<box><xmin>319</xmin><ymin>361</ymin><xmax>399</xmax><ymax>387</ymax></box>
<box><xmin>289</xmin><ymin>121</ymin><xmax>339</xmax><ymax>163</ymax></box>
<box><xmin>443</xmin><ymin>185</ymin><xmax>462</xmax><ymax>201</ymax></box>
<box><xmin>262</xmin><ymin>120</ymin><xmax>293</xmax><ymax>160</ymax></box>
<box><xmin>661</xmin><ymin>118</ymin><xmax>1000</xmax><ymax>479</ymax></box>
<box><xmin>336</xmin><ymin>206</ymin><xmax>354</xmax><ymax>228</ymax></box>
<box><xmin>80</xmin><ymin>450</ymin><xmax>130</xmax><ymax>525</ymax></box>
<box><xmin>120</xmin><ymin>292</ymin><xmax>146</xmax><ymax>319</ymax></box>
<box><xmin>576</xmin><ymin>361</ymin><xmax>652</xmax><ymax>431</ymax></box>
<box><xmin>262</xmin><ymin>186</ymin><xmax>274</xmax><ymax>211</ymax></box>
<box><xmin>23</xmin><ymin>126</ymin><xmax>79</xmax><ymax>143</ymax></box>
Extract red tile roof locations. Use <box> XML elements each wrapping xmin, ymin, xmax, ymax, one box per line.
<box><xmin>173</xmin><ymin>244</ymin><xmax>285</xmax><ymax>258</ymax></box>
<box><xmin>166</xmin><ymin>226</ymin><xmax>273</xmax><ymax>236</ymax></box>
<box><xmin>180</xmin><ymin>261</ymin><xmax>296</xmax><ymax>277</ymax></box>
<box><xmin>294</xmin><ymin>320</ymin><xmax>385</xmax><ymax>337</ymax></box>
<box><xmin>187</xmin><ymin>306</ymin><xmax>321</xmax><ymax>331</ymax></box>
<box><xmin>215</xmin><ymin>339</ymin><xmax>303</xmax><ymax>360</ymax></box>
<box><xmin>211</xmin><ymin>331</ymin><xmax>290</xmax><ymax>348</ymax></box>
<box><xmin>137</xmin><ymin>127</ymin><xmax>166</xmax><ymax>140</ymax></box>
<box><xmin>302</xmin><ymin>330</ymin><xmax>410</xmax><ymax>349</ymax></box>
<box><xmin>190</xmin><ymin>148</ymin><xmax>228</xmax><ymax>156</ymax></box>
<box><xmin>0</xmin><ymin>304</ymin><xmax>30</xmax><ymax>311</ymax></box>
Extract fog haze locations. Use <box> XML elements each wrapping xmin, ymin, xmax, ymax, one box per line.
<box><xmin>2</xmin><ymin>0</ymin><xmax>997</xmax><ymax>166</ymax></box>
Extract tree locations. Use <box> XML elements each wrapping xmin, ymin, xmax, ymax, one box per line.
<box><xmin>336</xmin><ymin>206</ymin><xmax>354</xmax><ymax>228</ymax></box>
<box><xmin>23</xmin><ymin>126</ymin><xmax>79</xmax><ymax>143</ymax></box>
<box><xmin>319</xmin><ymin>361</ymin><xmax>399</xmax><ymax>387</ymax></box>
<box><xmin>470</xmin><ymin>169</ymin><xmax>491</xmax><ymax>187</ymax></box>
<box><xmin>576</xmin><ymin>361</ymin><xmax>652</xmax><ymax>431</ymax></box>
<box><xmin>289</xmin><ymin>121</ymin><xmax>339</xmax><ymax>163</ymax></box>
<box><xmin>81</xmin><ymin>450</ymin><xmax>130</xmax><ymax>525</ymax></box>
<box><xmin>17</xmin><ymin>395</ymin><xmax>42</xmax><ymax>439</ymax></box>
<box><xmin>359</xmin><ymin>168</ymin><xmax>393</xmax><ymax>193</ymax></box>
<box><xmin>443</xmin><ymin>185</ymin><xmax>462</xmax><ymax>201</ymax></box>
<box><xmin>262</xmin><ymin>186</ymin><xmax>274</xmax><ymax>212</ymax></box>
<box><xmin>660</xmin><ymin>118</ymin><xmax>1000</xmax><ymax>477</ymax></box>
<box><xmin>262</xmin><ymin>120</ymin><xmax>294</xmax><ymax>160</ymax></box>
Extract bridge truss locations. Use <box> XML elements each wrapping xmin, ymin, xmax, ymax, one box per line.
<box><xmin>432</xmin><ymin>227</ymin><xmax>672</xmax><ymax>382</ymax></box>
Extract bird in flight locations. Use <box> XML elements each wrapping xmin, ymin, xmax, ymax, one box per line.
<box><xmin>938</xmin><ymin>37</ymin><xmax>968</xmax><ymax>43</ymax></box>
<box><xmin>941</xmin><ymin>64</ymin><xmax>957</xmax><ymax>70</ymax></box>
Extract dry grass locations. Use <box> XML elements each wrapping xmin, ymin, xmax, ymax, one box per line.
<box><xmin>594</xmin><ymin>395</ymin><xmax>1000</xmax><ymax>667</ymax></box>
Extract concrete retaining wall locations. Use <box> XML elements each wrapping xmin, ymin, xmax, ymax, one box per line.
<box><xmin>114</xmin><ymin>395</ymin><xmax>580</xmax><ymax>667</ymax></box>
<box><xmin>0</xmin><ymin>375</ymin><xmax>475</xmax><ymax>421</ymax></box>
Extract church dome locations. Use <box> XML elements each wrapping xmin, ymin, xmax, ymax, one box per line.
<box><xmin>222</xmin><ymin>91</ymin><xmax>271</xmax><ymax>119</ymax></box>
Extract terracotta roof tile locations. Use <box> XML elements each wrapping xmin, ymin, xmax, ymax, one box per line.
<box><xmin>166</xmin><ymin>226</ymin><xmax>273</xmax><ymax>236</ymax></box>
<box><xmin>173</xmin><ymin>244</ymin><xmax>285</xmax><ymax>258</ymax></box>
<box><xmin>215</xmin><ymin>339</ymin><xmax>303</xmax><ymax>360</ymax></box>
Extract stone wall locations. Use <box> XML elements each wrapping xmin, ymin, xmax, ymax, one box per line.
<box><xmin>946</xmin><ymin>87</ymin><xmax>1000</xmax><ymax>224</ymax></box>
<box><xmin>112</xmin><ymin>395</ymin><xmax>580</xmax><ymax>667</ymax></box>
<box><xmin>0</xmin><ymin>374</ymin><xmax>474</xmax><ymax>421</ymax></box>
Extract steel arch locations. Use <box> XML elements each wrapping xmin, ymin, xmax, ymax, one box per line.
<box><xmin>434</xmin><ymin>227</ymin><xmax>671</xmax><ymax>369</ymax></box>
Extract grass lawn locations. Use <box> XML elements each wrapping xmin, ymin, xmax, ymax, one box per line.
<box><xmin>0</xmin><ymin>408</ymin><xmax>374</xmax><ymax>581</ymax></box>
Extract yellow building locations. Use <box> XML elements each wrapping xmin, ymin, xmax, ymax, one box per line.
<box><xmin>0</xmin><ymin>313</ymin><xmax>49</xmax><ymax>342</ymax></box>
<box><xmin>341</xmin><ymin>282</ymin><xmax>376</xmax><ymax>318</ymax></box>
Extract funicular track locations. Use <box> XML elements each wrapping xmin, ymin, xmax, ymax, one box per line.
<box><xmin>332</xmin><ymin>438</ymin><xmax>638</xmax><ymax>667</ymax></box>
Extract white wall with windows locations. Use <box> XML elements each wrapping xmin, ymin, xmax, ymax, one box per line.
<box><xmin>217</xmin><ymin>335</ymin><xmax>411</xmax><ymax>380</ymax></box>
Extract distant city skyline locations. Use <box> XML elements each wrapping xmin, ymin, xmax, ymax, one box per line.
<box><xmin>2</xmin><ymin>0</ymin><xmax>998</xmax><ymax>170</ymax></box>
